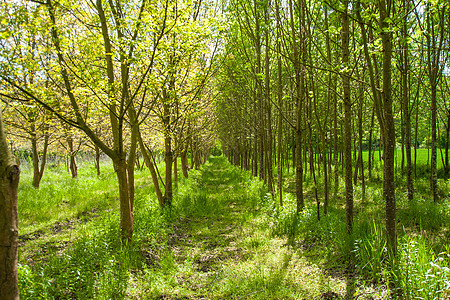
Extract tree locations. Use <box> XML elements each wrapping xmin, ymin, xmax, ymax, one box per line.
<box><xmin>424</xmin><ymin>0</ymin><xmax>447</xmax><ymax>203</ymax></box>
<box><xmin>341</xmin><ymin>0</ymin><xmax>353</xmax><ymax>232</ymax></box>
<box><xmin>378</xmin><ymin>0</ymin><xmax>397</xmax><ymax>252</ymax></box>
<box><xmin>1</xmin><ymin>0</ymin><xmax>159</xmax><ymax>242</ymax></box>
<box><xmin>0</xmin><ymin>108</ymin><xmax>20</xmax><ymax>300</ymax></box>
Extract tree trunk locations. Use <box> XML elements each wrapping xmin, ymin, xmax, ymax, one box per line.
<box><xmin>31</xmin><ymin>132</ymin><xmax>48</xmax><ymax>188</ymax></box>
<box><xmin>445</xmin><ymin>111</ymin><xmax>450</xmax><ymax>175</ymax></box>
<box><xmin>69</xmin><ymin>154</ymin><xmax>78</xmax><ymax>179</ymax></box>
<box><xmin>368</xmin><ymin>108</ymin><xmax>375</xmax><ymax>180</ymax></box>
<box><xmin>289</xmin><ymin>0</ymin><xmax>304</xmax><ymax>213</ymax></box>
<box><xmin>264</xmin><ymin>8</ymin><xmax>274</xmax><ymax>195</ymax></box>
<box><xmin>127</xmin><ymin>118</ymin><xmax>138</xmax><ymax>213</ymax></box>
<box><xmin>430</xmin><ymin>84</ymin><xmax>438</xmax><ymax>202</ymax></box>
<box><xmin>342</xmin><ymin>0</ymin><xmax>353</xmax><ymax>232</ymax></box>
<box><xmin>379</xmin><ymin>0</ymin><xmax>397</xmax><ymax>252</ymax></box>
<box><xmin>401</xmin><ymin>0</ymin><xmax>413</xmax><ymax>199</ymax></box>
<box><xmin>425</xmin><ymin>1</ymin><xmax>445</xmax><ymax>202</ymax></box>
<box><xmin>138</xmin><ymin>133</ymin><xmax>164</xmax><ymax>208</ymax></box>
<box><xmin>113</xmin><ymin>158</ymin><xmax>133</xmax><ymax>243</ymax></box>
<box><xmin>181</xmin><ymin>149</ymin><xmax>189</xmax><ymax>178</ymax></box>
<box><xmin>164</xmin><ymin>127</ymin><xmax>173</xmax><ymax>206</ymax></box>
<box><xmin>67</xmin><ymin>137</ymin><xmax>78</xmax><ymax>179</ymax></box>
<box><xmin>95</xmin><ymin>144</ymin><xmax>101</xmax><ymax>176</ymax></box>
<box><xmin>357</xmin><ymin>81</ymin><xmax>365</xmax><ymax>197</ymax></box>
<box><xmin>174</xmin><ymin>153</ymin><xmax>178</xmax><ymax>190</ymax></box>
<box><xmin>275</xmin><ymin>0</ymin><xmax>283</xmax><ymax>206</ymax></box>
<box><xmin>0</xmin><ymin>111</ymin><xmax>20</xmax><ymax>300</ymax></box>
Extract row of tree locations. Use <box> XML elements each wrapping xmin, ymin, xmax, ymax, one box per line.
<box><xmin>215</xmin><ymin>0</ymin><xmax>450</xmax><ymax>253</ymax></box>
<box><xmin>1</xmin><ymin>0</ymin><xmax>221</xmax><ymax>241</ymax></box>
<box><xmin>1</xmin><ymin>0</ymin><xmax>222</xmax><ymax>297</ymax></box>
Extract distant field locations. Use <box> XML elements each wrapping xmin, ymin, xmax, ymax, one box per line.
<box><xmin>361</xmin><ymin>148</ymin><xmax>447</xmax><ymax>169</ymax></box>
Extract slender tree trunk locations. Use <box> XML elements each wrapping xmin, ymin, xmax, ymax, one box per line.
<box><xmin>164</xmin><ymin>103</ymin><xmax>173</xmax><ymax>207</ymax></box>
<box><xmin>357</xmin><ymin>82</ymin><xmax>365</xmax><ymax>197</ymax></box>
<box><xmin>181</xmin><ymin>148</ymin><xmax>189</xmax><ymax>178</ymax></box>
<box><xmin>264</xmin><ymin>4</ymin><xmax>274</xmax><ymax>195</ymax></box>
<box><xmin>139</xmin><ymin>133</ymin><xmax>164</xmax><ymax>207</ymax></box>
<box><xmin>445</xmin><ymin>111</ymin><xmax>450</xmax><ymax>175</ymax></box>
<box><xmin>415</xmin><ymin>103</ymin><xmax>418</xmax><ymax>178</ymax></box>
<box><xmin>425</xmin><ymin>1</ymin><xmax>445</xmax><ymax>203</ymax></box>
<box><xmin>368</xmin><ymin>108</ymin><xmax>375</xmax><ymax>180</ymax></box>
<box><xmin>31</xmin><ymin>132</ymin><xmax>48</xmax><ymax>188</ymax></box>
<box><xmin>276</xmin><ymin>0</ymin><xmax>283</xmax><ymax>206</ymax></box>
<box><xmin>430</xmin><ymin>84</ymin><xmax>438</xmax><ymax>202</ymax></box>
<box><xmin>113</xmin><ymin>158</ymin><xmax>133</xmax><ymax>242</ymax></box>
<box><xmin>95</xmin><ymin>144</ymin><xmax>101</xmax><ymax>176</ymax></box>
<box><xmin>401</xmin><ymin>0</ymin><xmax>413</xmax><ymax>199</ymax></box>
<box><xmin>67</xmin><ymin>137</ymin><xmax>78</xmax><ymax>179</ymax></box>
<box><xmin>31</xmin><ymin>136</ymin><xmax>40</xmax><ymax>187</ymax></box>
<box><xmin>0</xmin><ymin>111</ymin><xmax>20</xmax><ymax>300</ymax></box>
<box><xmin>333</xmin><ymin>75</ymin><xmax>339</xmax><ymax>199</ymax></box>
<box><xmin>127</xmin><ymin>112</ymin><xmax>138</xmax><ymax>212</ymax></box>
<box><xmin>342</xmin><ymin>0</ymin><xmax>353</xmax><ymax>232</ymax></box>
<box><xmin>174</xmin><ymin>153</ymin><xmax>178</xmax><ymax>190</ymax></box>
<box><xmin>289</xmin><ymin>0</ymin><xmax>304</xmax><ymax>213</ymax></box>
<box><xmin>379</xmin><ymin>0</ymin><xmax>397</xmax><ymax>252</ymax></box>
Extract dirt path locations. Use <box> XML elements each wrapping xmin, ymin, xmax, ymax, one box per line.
<box><xmin>155</xmin><ymin>158</ymin><xmax>352</xmax><ymax>299</ymax></box>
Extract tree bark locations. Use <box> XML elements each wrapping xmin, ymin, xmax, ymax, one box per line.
<box><xmin>138</xmin><ymin>133</ymin><xmax>164</xmax><ymax>208</ymax></box>
<box><xmin>67</xmin><ymin>137</ymin><xmax>78</xmax><ymax>179</ymax></box>
<box><xmin>379</xmin><ymin>0</ymin><xmax>397</xmax><ymax>252</ymax></box>
<box><xmin>341</xmin><ymin>0</ymin><xmax>353</xmax><ymax>232</ymax></box>
<box><xmin>0</xmin><ymin>110</ymin><xmax>20</xmax><ymax>300</ymax></box>
<box><xmin>163</xmin><ymin>100</ymin><xmax>173</xmax><ymax>207</ymax></box>
<box><xmin>113</xmin><ymin>158</ymin><xmax>133</xmax><ymax>243</ymax></box>
<box><xmin>31</xmin><ymin>131</ymin><xmax>48</xmax><ymax>188</ymax></box>
<box><xmin>446</xmin><ymin>111</ymin><xmax>450</xmax><ymax>175</ymax></box>
<box><xmin>401</xmin><ymin>0</ymin><xmax>413</xmax><ymax>199</ymax></box>
<box><xmin>173</xmin><ymin>153</ymin><xmax>178</xmax><ymax>190</ymax></box>
<box><xmin>264</xmin><ymin>2</ymin><xmax>274</xmax><ymax>195</ymax></box>
<box><xmin>95</xmin><ymin>144</ymin><xmax>101</xmax><ymax>176</ymax></box>
<box><xmin>289</xmin><ymin>0</ymin><xmax>305</xmax><ymax>213</ymax></box>
<box><xmin>276</xmin><ymin>0</ymin><xmax>283</xmax><ymax>206</ymax></box>
<box><xmin>181</xmin><ymin>148</ymin><xmax>189</xmax><ymax>178</ymax></box>
<box><xmin>425</xmin><ymin>1</ymin><xmax>445</xmax><ymax>203</ymax></box>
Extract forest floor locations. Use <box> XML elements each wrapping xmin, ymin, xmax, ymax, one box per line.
<box><xmin>130</xmin><ymin>157</ymin><xmax>382</xmax><ymax>299</ymax></box>
<box><xmin>18</xmin><ymin>156</ymin><xmax>393</xmax><ymax>299</ymax></box>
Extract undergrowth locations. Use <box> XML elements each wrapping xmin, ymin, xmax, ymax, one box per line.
<box><xmin>270</xmin><ymin>166</ymin><xmax>450</xmax><ymax>299</ymax></box>
<box><xmin>17</xmin><ymin>154</ymin><xmax>450</xmax><ymax>299</ymax></box>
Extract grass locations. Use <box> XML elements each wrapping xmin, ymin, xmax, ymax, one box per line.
<box><xmin>18</xmin><ymin>160</ymin><xmax>119</xmax><ymax>234</ymax></box>
<box><xmin>270</xmin><ymin>148</ymin><xmax>450</xmax><ymax>299</ymax></box>
<box><xmin>16</xmin><ymin>152</ymin><xmax>450</xmax><ymax>299</ymax></box>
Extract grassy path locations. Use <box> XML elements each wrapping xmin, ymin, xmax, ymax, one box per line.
<box><xmin>18</xmin><ymin>157</ymin><xmax>387</xmax><ymax>299</ymax></box>
<box><xmin>148</xmin><ymin>157</ymin><xmax>348</xmax><ymax>299</ymax></box>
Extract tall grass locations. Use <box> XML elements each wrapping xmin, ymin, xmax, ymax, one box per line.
<box><xmin>18</xmin><ymin>212</ymin><xmax>145</xmax><ymax>299</ymax></box>
<box><xmin>16</xmin><ymin>153</ymin><xmax>450</xmax><ymax>298</ymax></box>
<box><xmin>17</xmin><ymin>156</ymin><xmax>169</xmax><ymax>299</ymax></box>
<box><xmin>18</xmin><ymin>159</ymin><xmax>119</xmax><ymax>234</ymax></box>
<box><xmin>269</xmin><ymin>184</ymin><xmax>450</xmax><ymax>298</ymax></box>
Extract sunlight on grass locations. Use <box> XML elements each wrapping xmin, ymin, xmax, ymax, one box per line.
<box><xmin>15</xmin><ymin>154</ymin><xmax>450</xmax><ymax>299</ymax></box>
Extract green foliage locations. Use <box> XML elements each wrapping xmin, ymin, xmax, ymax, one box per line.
<box><xmin>18</xmin><ymin>213</ymin><xmax>140</xmax><ymax>299</ymax></box>
<box><xmin>398</xmin><ymin>196</ymin><xmax>450</xmax><ymax>232</ymax></box>
<box><xmin>353</xmin><ymin>221</ymin><xmax>389</xmax><ymax>282</ymax></box>
<box><xmin>395</xmin><ymin>235</ymin><xmax>450</xmax><ymax>299</ymax></box>
<box><xmin>210</xmin><ymin>144</ymin><xmax>222</xmax><ymax>156</ymax></box>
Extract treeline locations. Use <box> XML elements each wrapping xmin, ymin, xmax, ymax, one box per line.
<box><xmin>215</xmin><ymin>0</ymin><xmax>450</xmax><ymax>253</ymax></box>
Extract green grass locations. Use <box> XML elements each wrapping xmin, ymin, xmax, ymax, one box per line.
<box><xmin>18</xmin><ymin>160</ymin><xmax>119</xmax><ymax>234</ymax></box>
<box><xmin>16</xmin><ymin>153</ymin><xmax>450</xmax><ymax>299</ymax></box>
<box><xmin>362</xmin><ymin>148</ymin><xmax>447</xmax><ymax>170</ymax></box>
